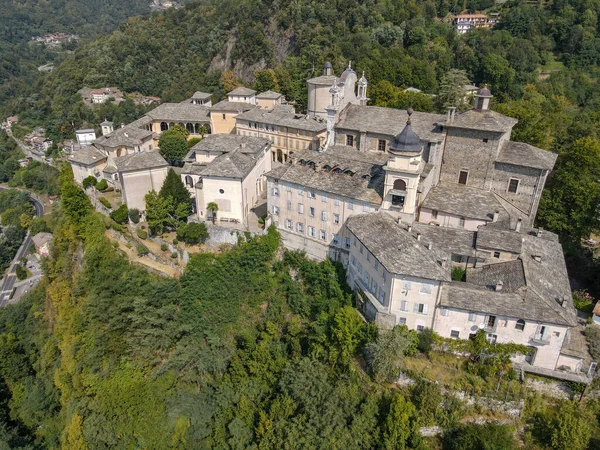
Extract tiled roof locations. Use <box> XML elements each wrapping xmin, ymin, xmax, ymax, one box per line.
<box><xmin>94</xmin><ymin>124</ymin><xmax>152</xmax><ymax>149</ymax></box>
<box><xmin>346</xmin><ymin>213</ymin><xmax>451</xmax><ymax>281</ymax></box>
<box><xmin>412</xmin><ymin>223</ymin><xmax>477</xmax><ymax>257</ymax></box>
<box><xmin>444</xmin><ymin>109</ymin><xmax>518</xmax><ymax>133</ymax></box>
<box><xmin>496</xmin><ymin>141</ymin><xmax>557</xmax><ymax>171</ymax></box>
<box><xmin>189</xmin><ymin>134</ymin><xmax>270</xmax><ymax>157</ymax></box>
<box><xmin>256</xmin><ymin>90</ymin><xmax>283</xmax><ymax>99</ymax></box>
<box><xmin>422</xmin><ymin>183</ymin><xmax>507</xmax><ymax>221</ymax></box>
<box><xmin>191</xmin><ymin>91</ymin><xmax>211</xmax><ymax>100</ymax></box>
<box><xmin>115</xmin><ymin>151</ymin><xmax>168</xmax><ymax>172</ymax></box>
<box><xmin>265</xmin><ymin>145</ymin><xmax>386</xmax><ymax>204</ymax></box>
<box><xmin>211</xmin><ymin>100</ymin><xmax>257</xmax><ymax>113</ymax></box>
<box><xmin>476</xmin><ymin>226</ymin><xmax>523</xmax><ymax>254</ymax></box>
<box><xmin>199</xmin><ymin>150</ymin><xmax>256</xmax><ymax>179</ymax></box>
<box><xmin>236</xmin><ymin>107</ymin><xmax>327</xmax><ymax>132</ymax></box>
<box><xmin>67</xmin><ymin>145</ymin><xmax>106</xmax><ymax>165</ymax></box>
<box><xmin>467</xmin><ymin>260</ymin><xmax>526</xmax><ymax>293</ymax></box>
<box><xmin>32</xmin><ymin>232</ymin><xmax>53</xmax><ymax>247</ymax></box>
<box><xmin>307</xmin><ymin>75</ymin><xmax>337</xmax><ymax>86</ymax></box>
<box><xmin>145</xmin><ymin>102</ymin><xmax>211</xmax><ymax>122</ymax></box>
<box><xmin>227</xmin><ymin>87</ymin><xmax>257</xmax><ymax>96</ymax></box>
<box><xmin>336</xmin><ymin>104</ymin><xmax>445</xmax><ymax>142</ymax></box>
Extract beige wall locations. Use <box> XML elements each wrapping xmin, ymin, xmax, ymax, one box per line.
<box><xmin>256</xmin><ymin>97</ymin><xmax>283</xmax><ymax>109</ymax></box>
<box><xmin>307</xmin><ymin>82</ymin><xmax>330</xmax><ymax>118</ymax></box>
<box><xmin>228</xmin><ymin>94</ymin><xmax>256</xmax><ymax>104</ymax></box>
<box><xmin>198</xmin><ymin>177</ymin><xmax>243</xmax><ymax>221</ymax></box>
<box><xmin>433</xmin><ymin>306</ymin><xmax>569</xmax><ymax>371</ymax></box>
<box><xmin>419</xmin><ymin>207</ymin><xmax>488</xmax><ymax>231</ymax></box>
<box><xmin>211</xmin><ymin>112</ymin><xmax>238</xmax><ymax>135</ymax></box>
<box><xmin>71</xmin><ymin>160</ymin><xmax>106</xmax><ymax>184</ymax></box>
<box><xmin>267</xmin><ymin>178</ymin><xmax>379</xmax><ymax>260</ymax></box>
<box><xmin>120</xmin><ymin>167</ymin><xmax>168</xmax><ymax>211</ymax></box>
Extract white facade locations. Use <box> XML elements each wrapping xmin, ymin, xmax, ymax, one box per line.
<box><xmin>119</xmin><ymin>167</ymin><xmax>168</xmax><ymax>212</ymax></box>
<box><xmin>76</xmin><ymin>129</ymin><xmax>97</xmax><ymax>146</ymax></box>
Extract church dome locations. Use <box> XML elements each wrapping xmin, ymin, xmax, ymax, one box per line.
<box><xmin>339</xmin><ymin>62</ymin><xmax>356</xmax><ymax>83</ymax></box>
<box><xmin>390</xmin><ymin>109</ymin><xmax>422</xmax><ymax>153</ymax></box>
<box><xmin>324</xmin><ymin>61</ymin><xmax>333</xmax><ymax>69</ymax></box>
<box><xmin>476</xmin><ymin>84</ymin><xmax>493</xmax><ymax>97</ymax></box>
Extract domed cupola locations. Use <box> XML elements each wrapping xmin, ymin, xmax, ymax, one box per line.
<box><xmin>390</xmin><ymin>108</ymin><xmax>422</xmax><ymax>153</ymax></box>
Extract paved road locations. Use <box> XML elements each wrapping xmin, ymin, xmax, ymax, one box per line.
<box><xmin>0</xmin><ymin>188</ymin><xmax>44</xmax><ymax>307</ymax></box>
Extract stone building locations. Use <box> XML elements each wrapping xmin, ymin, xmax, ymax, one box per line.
<box><xmin>115</xmin><ymin>152</ymin><xmax>169</xmax><ymax>212</ymax></box>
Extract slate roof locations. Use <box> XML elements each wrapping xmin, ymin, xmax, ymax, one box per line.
<box><xmin>199</xmin><ymin>150</ymin><xmax>256</xmax><ymax>179</ymax></box>
<box><xmin>94</xmin><ymin>125</ymin><xmax>153</xmax><ymax>149</ymax></box>
<box><xmin>100</xmin><ymin>119</ymin><xmax>113</xmax><ymax>126</ymax></box>
<box><xmin>67</xmin><ymin>146</ymin><xmax>106</xmax><ymax>165</ymax></box>
<box><xmin>227</xmin><ymin>87</ymin><xmax>257</xmax><ymax>96</ymax></box>
<box><xmin>236</xmin><ymin>107</ymin><xmax>327</xmax><ymax>132</ymax></box>
<box><xmin>256</xmin><ymin>90</ymin><xmax>283</xmax><ymax>99</ymax></box>
<box><xmin>444</xmin><ymin>109</ymin><xmax>518</xmax><ymax>133</ymax></box>
<box><xmin>32</xmin><ymin>232</ymin><xmax>53</xmax><ymax>247</ymax></box>
<box><xmin>390</xmin><ymin>119</ymin><xmax>422</xmax><ymax>153</ymax></box>
<box><xmin>422</xmin><ymin>183</ymin><xmax>507</xmax><ymax>221</ymax></box>
<box><xmin>496</xmin><ymin>141</ymin><xmax>557</xmax><ymax>171</ymax></box>
<box><xmin>307</xmin><ymin>74</ymin><xmax>338</xmax><ymax>86</ymax></box>
<box><xmin>191</xmin><ymin>91</ymin><xmax>211</xmax><ymax>100</ymax></box>
<box><xmin>102</xmin><ymin>165</ymin><xmax>117</xmax><ymax>174</ymax></box>
<box><xmin>336</xmin><ymin>104</ymin><xmax>445</xmax><ymax>142</ymax></box>
<box><xmin>145</xmin><ymin>102</ymin><xmax>211</xmax><ymax>122</ymax></box>
<box><xmin>411</xmin><ymin>223</ymin><xmax>477</xmax><ymax>258</ymax></box>
<box><xmin>115</xmin><ymin>151</ymin><xmax>168</xmax><ymax>172</ymax></box>
<box><xmin>476</xmin><ymin>227</ymin><xmax>523</xmax><ymax>254</ymax></box>
<box><xmin>211</xmin><ymin>100</ymin><xmax>257</xmax><ymax>113</ymax></box>
<box><xmin>76</xmin><ymin>129</ymin><xmax>95</xmax><ymax>134</ymax></box>
<box><xmin>189</xmin><ymin>134</ymin><xmax>270</xmax><ymax>157</ymax></box>
<box><xmin>266</xmin><ymin>145</ymin><xmax>386</xmax><ymax>204</ymax></box>
<box><xmin>346</xmin><ymin>213</ymin><xmax>451</xmax><ymax>281</ymax></box>
<box><xmin>467</xmin><ymin>260</ymin><xmax>526</xmax><ymax>293</ymax></box>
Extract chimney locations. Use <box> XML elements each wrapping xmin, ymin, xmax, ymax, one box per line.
<box><xmin>446</xmin><ymin>106</ymin><xmax>456</xmax><ymax>124</ymax></box>
<box><xmin>240</xmin><ymin>142</ymin><xmax>246</xmax><ymax>148</ymax></box>
<box><xmin>515</xmin><ymin>218</ymin><xmax>522</xmax><ymax>232</ymax></box>
<box><xmin>495</xmin><ymin>281</ymin><xmax>503</xmax><ymax>291</ymax></box>
<box><xmin>417</xmin><ymin>233</ymin><xmax>422</xmax><ymax>241</ymax></box>
<box><xmin>427</xmin><ymin>242</ymin><xmax>433</xmax><ymax>250</ymax></box>
<box><xmin>407</xmin><ymin>225</ymin><xmax>412</xmax><ymax>232</ymax></box>
<box><xmin>441</xmin><ymin>257</ymin><xmax>447</xmax><ymax>268</ymax></box>
<box><xmin>537</xmin><ymin>227</ymin><xmax>543</xmax><ymax>238</ymax></box>
<box><xmin>561</xmin><ymin>295</ymin><xmax>569</xmax><ymax>308</ymax></box>
<box><xmin>533</xmin><ymin>255</ymin><xmax>542</xmax><ymax>263</ymax></box>
<box><xmin>492</xmin><ymin>210</ymin><xmax>499</xmax><ymax>223</ymax></box>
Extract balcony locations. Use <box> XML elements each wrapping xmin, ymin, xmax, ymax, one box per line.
<box><xmin>530</xmin><ymin>334</ymin><xmax>550</xmax><ymax>346</ymax></box>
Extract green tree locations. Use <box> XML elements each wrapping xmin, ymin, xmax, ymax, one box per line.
<box><xmin>547</xmin><ymin>400</ymin><xmax>593</xmax><ymax>450</ymax></box>
<box><xmin>159</xmin><ymin>169</ymin><xmax>192</xmax><ymax>215</ymax></box>
<box><xmin>381</xmin><ymin>392</ymin><xmax>418</xmax><ymax>450</ymax></box>
<box><xmin>176</xmin><ymin>222</ymin><xmax>209</xmax><ymax>245</ymax></box>
<box><xmin>144</xmin><ymin>190</ymin><xmax>171</xmax><ymax>235</ymax></box>
<box><xmin>158</xmin><ymin>126</ymin><xmax>189</xmax><ymax>164</ymax></box>
<box><xmin>95</xmin><ymin>179</ymin><xmax>108</xmax><ymax>191</ymax></box>
<box><xmin>438</xmin><ymin>69</ymin><xmax>471</xmax><ymax>112</ymax></box>
<box><xmin>29</xmin><ymin>217</ymin><xmax>50</xmax><ymax>235</ymax></box>
<box><xmin>82</xmin><ymin>176</ymin><xmax>97</xmax><ymax>189</ymax></box>
<box><xmin>110</xmin><ymin>204</ymin><xmax>129</xmax><ymax>224</ymax></box>
<box><xmin>207</xmin><ymin>202</ymin><xmax>219</xmax><ymax>224</ymax></box>
<box><xmin>365</xmin><ymin>326</ymin><xmax>416</xmax><ymax>383</ymax></box>
<box><xmin>15</xmin><ymin>264</ymin><xmax>27</xmax><ymax>280</ymax></box>
<box><xmin>253</xmin><ymin>69</ymin><xmax>278</xmax><ymax>92</ymax></box>
<box><xmin>444</xmin><ymin>423</ymin><xmax>517</xmax><ymax>450</ymax></box>
<box><xmin>331</xmin><ymin>306</ymin><xmax>365</xmax><ymax>366</ymax></box>
<box><xmin>128</xmin><ymin>208</ymin><xmax>140</xmax><ymax>224</ymax></box>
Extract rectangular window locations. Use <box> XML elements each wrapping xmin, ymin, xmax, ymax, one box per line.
<box><xmin>382</xmin><ymin>271</ymin><xmax>386</xmax><ymax>281</ymax></box>
<box><xmin>353</xmin><ymin>238</ymin><xmax>357</xmax><ymax>247</ymax></box>
<box><xmin>398</xmin><ymin>317</ymin><xmax>407</xmax><ymax>325</ymax></box>
<box><xmin>493</xmin><ymin>251</ymin><xmax>500</xmax><ymax>258</ymax></box>
<box><xmin>222</xmin><ymin>113</ymin><xmax>226</xmax><ymax>120</ymax></box>
<box><xmin>508</xmin><ymin>178</ymin><xmax>519</xmax><ymax>194</ymax></box>
<box><xmin>321</xmin><ymin>211</ymin><xmax>327</xmax><ymax>221</ymax></box>
<box><xmin>360</xmin><ymin>244</ymin><xmax>364</xmax><ymax>254</ymax></box>
<box><xmin>403</xmin><ymin>280</ymin><xmax>411</xmax><ymax>291</ymax></box>
<box><xmin>346</xmin><ymin>135</ymin><xmax>354</xmax><ymax>146</ymax></box>
<box><xmin>363</xmin><ymin>273</ymin><xmax>369</xmax><ymax>287</ymax></box>
<box><xmin>296</xmin><ymin>223</ymin><xmax>304</xmax><ymax>233</ymax></box>
<box><xmin>333</xmin><ymin>214</ymin><xmax>340</xmax><ymax>225</ymax></box>
<box><xmin>483</xmin><ymin>138</ymin><xmax>489</xmax><ymax>143</ymax></box>
<box><xmin>450</xmin><ymin>330</ymin><xmax>460</xmax><ymax>339</ymax></box>
<box><xmin>378</xmin><ymin>139</ymin><xmax>386</xmax><ymax>151</ymax></box>
<box><xmin>420</xmin><ymin>283</ymin><xmax>432</xmax><ymax>294</ymax></box>
<box><xmin>459</xmin><ymin>217</ymin><xmax>465</xmax><ymax>228</ymax></box>
<box><xmin>319</xmin><ymin>230</ymin><xmax>327</xmax><ymax>241</ymax></box>
<box><xmin>371</xmin><ymin>279</ymin><xmax>378</xmax><ymax>295</ymax></box>
<box><xmin>287</xmin><ymin>200</ymin><xmax>292</xmax><ymax>211</ymax></box>
<box><xmin>441</xmin><ymin>308</ymin><xmax>449</xmax><ymax>317</ymax></box>
<box><xmin>298</xmin><ymin>203</ymin><xmax>304</xmax><ymax>214</ymax></box>
<box><xmin>348</xmin><ymin>200</ymin><xmax>354</xmax><ymax>210</ymax></box>
<box><xmin>333</xmin><ymin>234</ymin><xmax>340</xmax><ymax>245</ymax></box>
<box><xmin>351</xmin><ymin>255</ymin><xmax>356</xmax><ymax>266</ymax></box>
<box><xmin>431</xmin><ymin>210</ymin><xmax>438</xmax><ymax>220</ymax></box>
<box><xmin>272</xmin><ymin>187</ymin><xmax>280</xmax><ymax>196</ymax></box>
<box><xmin>417</xmin><ymin>325</ymin><xmax>425</xmax><ymax>332</ymax></box>
<box><xmin>374</xmin><ymin>260</ymin><xmax>379</xmax><ymax>270</ymax></box>
<box><xmin>468</xmin><ymin>312</ymin><xmax>476</xmax><ymax>322</ymax></box>
<box><xmin>458</xmin><ymin>170</ymin><xmax>469</xmax><ymax>185</ymax></box>
<box><xmin>357</xmin><ymin>262</ymin><xmax>363</xmax><ymax>275</ymax></box>
<box><xmin>334</xmin><ymin>197</ymin><xmax>340</xmax><ymax>206</ymax></box>
<box><xmin>272</xmin><ymin>205</ymin><xmax>280</xmax><ymax>216</ymax></box>
<box><xmin>308</xmin><ymin>226</ymin><xmax>316</xmax><ymax>238</ymax></box>
<box><xmin>285</xmin><ymin>219</ymin><xmax>292</xmax><ymax>229</ymax></box>
<box><xmin>366</xmin><ymin>252</ymin><xmax>371</xmax><ymax>262</ymax></box>
<box><xmin>308</xmin><ymin>190</ymin><xmax>316</xmax><ymax>199</ymax></box>
<box><xmin>309</xmin><ymin>207</ymin><xmax>315</xmax><ymax>217</ymax></box>
<box><xmin>401</xmin><ymin>300</ymin><xmax>409</xmax><ymax>312</ymax></box>
<box><xmin>378</xmin><ymin>290</ymin><xmax>385</xmax><ymax>304</ymax></box>
<box><xmin>414</xmin><ymin>303</ymin><xmax>429</xmax><ymax>314</ymax></box>
<box><xmin>344</xmin><ymin>237</ymin><xmax>351</xmax><ymax>249</ymax></box>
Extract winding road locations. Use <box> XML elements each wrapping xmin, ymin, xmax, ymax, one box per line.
<box><xmin>0</xmin><ymin>187</ymin><xmax>44</xmax><ymax>307</ymax></box>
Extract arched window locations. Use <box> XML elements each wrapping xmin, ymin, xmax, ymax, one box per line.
<box><xmin>185</xmin><ymin>175</ymin><xmax>194</xmax><ymax>187</ymax></box>
<box><xmin>515</xmin><ymin>319</ymin><xmax>525</xmax><ymax>331</ymax></box>
<box><xmin>186</xmin><ymin>123</ymin><xmax>194</xmax><ymax>134</ymax></box>
<box><xmin>393</xmin><ymin>179</ymin><xmax>407</xmax><ymax>191</ymax></box>
<box><xmin>160</xmin><ymin>122</ymin><xmax>168</xmax><ymax>131</ymax></box>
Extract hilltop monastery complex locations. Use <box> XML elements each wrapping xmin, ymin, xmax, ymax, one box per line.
<box><xmin>68</xmin><ymin>63</ymin><xmax>592</xmax><ymax>382</ymax></box>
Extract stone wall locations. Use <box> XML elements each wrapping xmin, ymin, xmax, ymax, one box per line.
<box><xmin>491</xmin><ymin>163</ymin><xmax>544</xmax><ymax>216</ymax></box>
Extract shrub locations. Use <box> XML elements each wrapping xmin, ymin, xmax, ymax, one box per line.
<box><xmin>173</xmin><ymin>239</ymin><xmax>178</xmax><ymax>245</ymax></box>
<box><xmin>417</xmin><ymin>328</ymin><xmax>437</xmax><ymax>354</ymax></box>
<box><xmin>443</xmin><ymin>423</ymin><xmax>517</xmax><ymax>450</ymax></box>
<box><xmin>110</xmin><ymin>221</ymin><xmax>124</xmax><ymax>233</ymax></box>
<box><xmin>573</xmin><ymin>290</ymin><xmax>594</xmax><ymax>313</ymax></box>
<box><xmin>95</xmin><ymin>179</ymin><xmax>108</xmax><ymax>191</ymax></box>
<box><xmin>128</xmin><ymin>208</ymin><xmax>140</xmax><ymax>224</ymax></box>
<box><xmin>451</xmin><ymin>267</ymin><xmax>466</xmax><ymax>281</ymax></box>
<box><xmin>411</xmin><ymin>378</ymin><xmax>442</xmax><ymax>426</ymax></box>
<box><xmin>82</xmin><ymin>175</ymin><xmax>97</xmax><ymax>189</ymax></box>
<box><xmin>584</xmin><ymin>326</ymin><xmax>600</xmax><ymax>361</ymax></box>
<box><xmin>110</xmin><ymin>204</ymin><xmax>129</xmax><ymax>224</ymax></box>
<box><xmin>160</xmin><ymin>243</ymin><xmax>168</xmax><ymax>251</ymax></box>
<box><xmin>15</xmin><ymin>264</ymin><xmax>27</xmax><ymax>281</ymax></box>
<box><xmin>136</xmin><ymin>244</ymin><xmax>149</xmax><ymax>256</ymax></box>
<box><xmin>176</xmin><ymin>222</ymin><xmax>209</xmax><ymax>245</ymax></box>
<box><xmin>136</xmin><ymin>229</ymin><xmax>148</xmax><ymax>239</ymax></box>
<box><xmin>171</xmin><ymin>252</ymin><xmax>177</xmax><ymax>259</ymax></box>
<box><xmin>98</xmin><ymin>197</ymin><xmax>111</xmax><ymax>209</ymax></box>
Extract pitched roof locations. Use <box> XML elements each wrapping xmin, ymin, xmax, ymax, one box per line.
<box><xmin>467</xmin><ymin>260</ymin><xmax>526</xmax><ymax>293</ymax></box>
<box><xmin>390</xmin><ymin>119</ymin><xmax>422</xmax><ymax>153</ymax></box>
<box><xmin>496</xmin><ymin>141</ymin><xmax>557</xmax><ymax>171</ymax></box>
<box><xmin>94</xmin><ymin>124</ymin><xmax>153</xmax><ymax>149</ymax></box>
<box><xmin>144</xmin><ymin>102</ymin><xmax>211</xmax><ymax>122</ymax></box>
<box><xmin>115</xmin><ymin>151</ymin><xmax>168</xmax><ymax>172</ymax></box>
<box><xmin>411</xmin><ymin>223</ymin><xmax>477</xmax><ymax>258</ymax></box>
<box><xmin>422</xmin><ymin>183</ymin><xmax>507</xmax><ymax>221</ymax></box>
<box><xmin>32</xmin><ymin>232</ymin><xmax>53</xmax><ymax>247</ymax></box>
<box><xmin>67</xmin><ymin>145</ymin><xmax>107</xmax><ymax>165</ymax></box>
<box><xmin>336</xmin><ymin>104</ymin><xmax>445</xmax><ymax>143</ymax></box>
<box><xmin>188</xmin><ymin>134</ymin><xmax>270</xmax><ymax>157</ymax></box>
<box><xmin>476</xmin><ymin>226</ymin><xmax>523</xmax><ymax>254</ymax></box>
<box><xmin>307</xmin><ymin>74</ymin><xmax>338</xmax><ymax>86</ymax></box>
<box><xmin>445</xmin><ymin>109</ymin><xmax>517</xmax><ymax>133</ymax></box>
<box><xmin>191</xmin><ymin>91</ymin><xmax>211</xmax><ymax>100</ymax></box>
<box><xmin>346</xmin><ymin>213</ymin><xmax>451</xmax><ymax>281</ymax></box>
<box><xmin>211</xmin><ymin>100</ymin><xmax>257</xmax><ymax>113</ymax></box>
<box><xmin>256</xmin><ymin>90</ymin><xmax>283</xmax><ymax>99</ymax></box>
<box><xmin>227</xmin><ymin>87</ymin><xmax>257</xmax><ymax>96</ymax></box>
<box><xmin>199</xmin><ymin>150</ymin><xmax>256</xmax><ymax>179</ymax></box>
<box><xmin>265</xmin><ymin>145</ymin><xmax>386</xmax><ymax>204</ymax></box>
<box><xmin>236</xmin><ymin>107</ymin><xmax>327</xmax><ymax>132</ymax></box>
